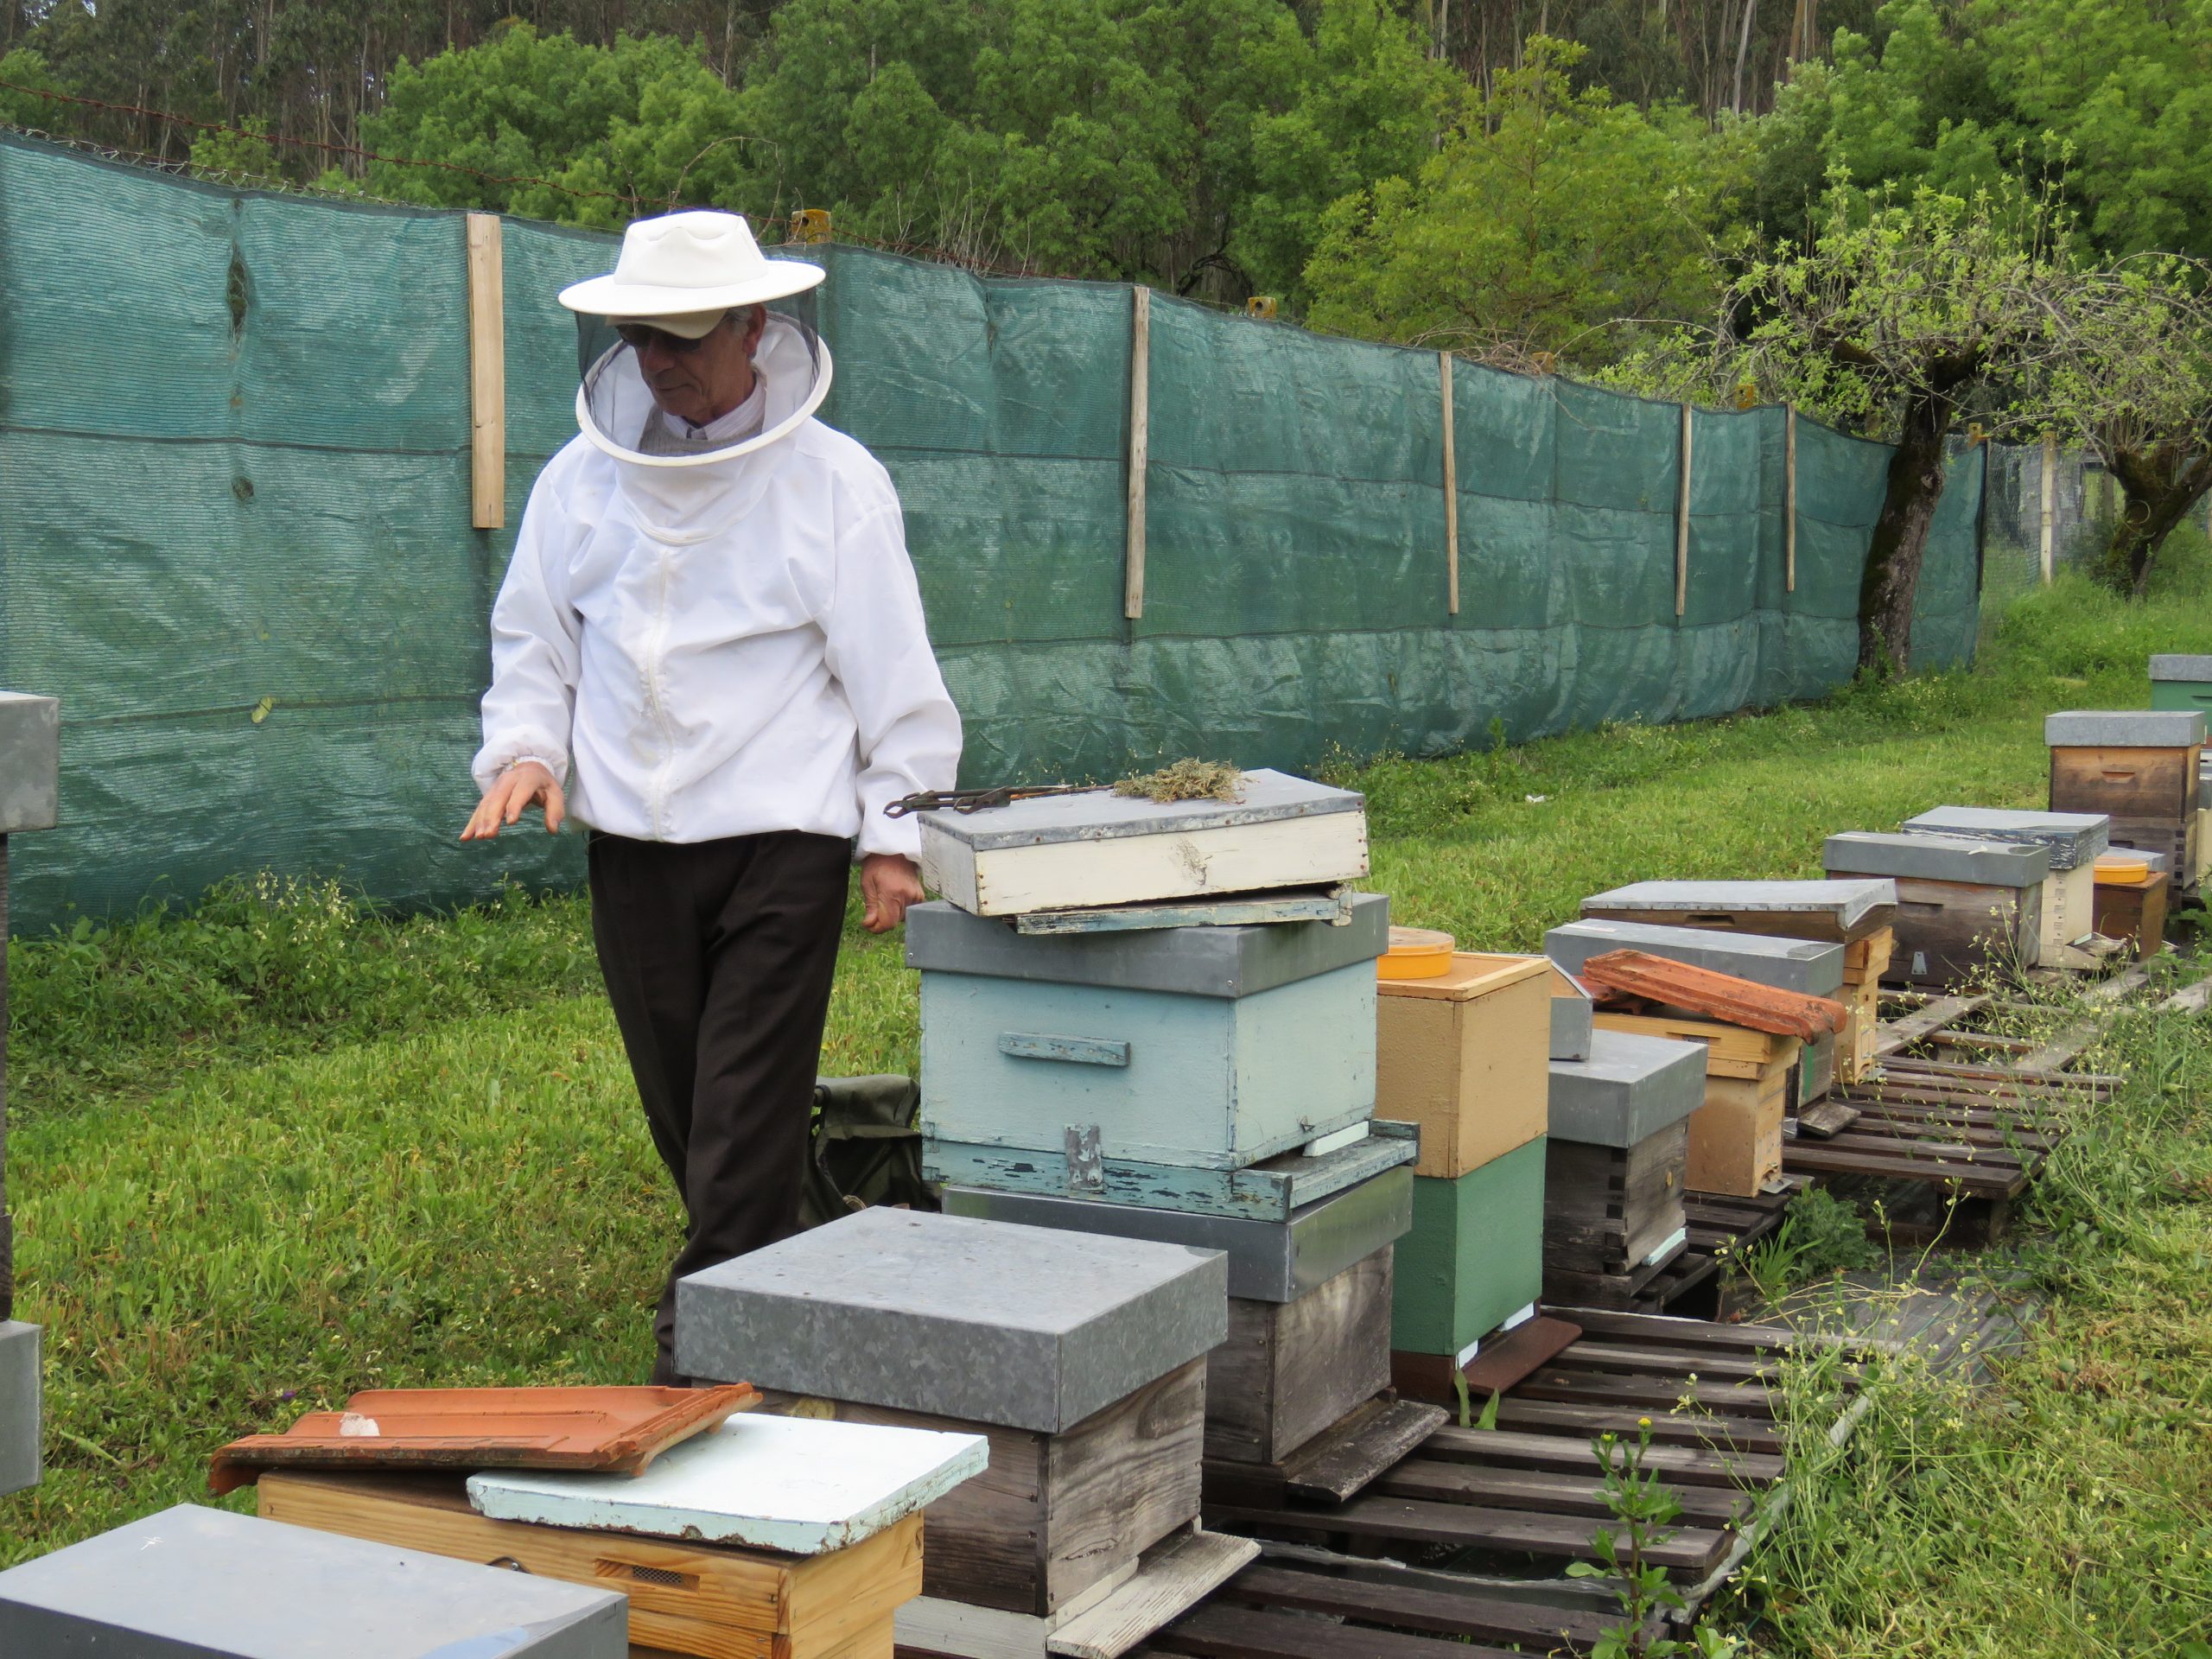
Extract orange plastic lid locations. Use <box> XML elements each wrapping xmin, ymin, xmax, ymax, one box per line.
<box><xmin>2094</xmin><ymin>855</ymin><xmax>2152</xmax><ymax>886</ymax></box>
<box><xmin>1378</xmin><ymin>925</ymin><xmax>1456</xmax><ymax>979</ymax></box>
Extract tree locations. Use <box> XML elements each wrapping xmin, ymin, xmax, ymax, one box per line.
<box><xmin>1300</xmin><ymin>37</ymin><xmax>1743</xmax><ymax>369</ymax></box>
<box><xmin>1725</xmin><ymin>182</ymin><xmax>2090</xmax><ymax>671</ymax></box>
<box><xmin>2025</xmin><ymin>258</ymin><xmax>2212</xmax><ymax>595</ymax></box>
<box><xmin>1235</xmin><ymin>0</ymin><xmax>1463</xmax><ymax>302</ymax></box>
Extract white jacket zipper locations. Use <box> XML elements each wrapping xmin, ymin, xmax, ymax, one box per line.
<box><xmin>641</xmin><ymin>538</ymin><xmax>678</xmax><ymax>839</ymax></box>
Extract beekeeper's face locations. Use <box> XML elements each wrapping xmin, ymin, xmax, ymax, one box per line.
<box><xmin>620</xmin><ymin>305</ymin><xmax>767</xmax><ymax>428</ymax></box>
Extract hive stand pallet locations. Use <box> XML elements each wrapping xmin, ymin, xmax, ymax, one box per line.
<box><xmin>1193</xmin><ymin>1309</ymin><xmax>1824</xmax><ymax>1623</ymax></box>
<box><xmin>257</xmin><ymin>1469</ymin><xmax>918</xmax><ymax>1659</ymax></box>
<box><xmin>1632</xmin><ymin>1179</ymin><xmax>1803</xmax><ymax>1320</ymax></box>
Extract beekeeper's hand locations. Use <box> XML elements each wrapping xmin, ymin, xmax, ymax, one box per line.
<box><xmin>861</xmin><ymin>853</ymin><xmax>925</xmax><ymax>933</ymax></box>
<box><xmin>461</xmin><ymin>760</ymin><xmax>566</xmax><ymax>840</ymax></box>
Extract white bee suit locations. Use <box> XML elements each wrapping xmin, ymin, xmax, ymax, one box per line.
<box><xmin>473</xmin><ymin>312</ymin><xmax>962</xmax><ymax>859</ymax></box>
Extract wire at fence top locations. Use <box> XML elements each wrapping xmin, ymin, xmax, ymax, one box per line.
<box><xmin>0</xmin><ymin>78</ymin><xmax>650</xmax><ymax>207</ymax></box>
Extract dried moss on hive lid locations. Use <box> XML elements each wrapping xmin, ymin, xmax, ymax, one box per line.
<box><xmin>1111</xmin><ymin>760</ymin><xmax>1244</xmax><ymax>804</ymax></box>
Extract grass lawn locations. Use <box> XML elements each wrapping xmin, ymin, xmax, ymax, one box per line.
<box><xmin>4</xmin><ymin>567</ymin><xmax>2212</xmax><ymax>1655</ymax></box>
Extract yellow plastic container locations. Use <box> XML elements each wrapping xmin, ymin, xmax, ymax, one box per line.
<box><xmin>2094</xmin><ymin>854</ymin><xmax>2152</xmax><ymax>887</ymax></box>
<box><xmin>1378</xmin><ymin>926</ymin><xmax>1456</xmax><ymax>980</ymax></box>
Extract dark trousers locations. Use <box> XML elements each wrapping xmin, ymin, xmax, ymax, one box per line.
<box><xmin>587</xmin><ymin>829</ymin><xmax>852</xmax><ymax>1382</ymax></box>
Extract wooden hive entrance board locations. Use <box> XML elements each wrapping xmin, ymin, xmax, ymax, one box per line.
<box><xmin>779</xmin><ymin>1357</ymin><xmax>1208</xmax><ymax>1619</ymax></box>
<box><xmin>1208</xmin><ymin>1248</ymin><xmax>1394</xmax><ymax>1467</ymax></box>
<box><xmin>257</xmin><ymin>1469</ymin><xmax>919</xmax><ymax>1659</ymax></box>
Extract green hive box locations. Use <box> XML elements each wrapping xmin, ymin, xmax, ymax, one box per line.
<box><xmin>2150</xmin><ymin>655</ymin><xmax>2212</xmax><ymax>713</ymax></box>
<box><xmin>1390</xmin><ymin>1136</ymin><xmax>1546</xmax><ymax>1357</ymax></box>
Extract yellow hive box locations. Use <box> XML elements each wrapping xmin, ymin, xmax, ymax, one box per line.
<box><xmin>1684</xmin><ymin>1058</ymin><xmax>1788</xmax><ymax>1197</ymax></box>
<box><xmin>1590</xmin><ymin>1011</ymin><xmax>1798</xmax><ymax>1081</ymax></box>
<box><xmin>1376</xmin><ymin>951</ymin><xmax>1551</xmax><ymax>1179</ymax></box>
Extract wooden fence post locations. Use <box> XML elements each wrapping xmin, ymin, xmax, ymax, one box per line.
<box><xmin>2039</xmin><ymin>430</ymin><xmax>2057</xmax><ymax>585</ymax></box>
<box><xmin>1675</xmin><ymin>404</ymin><xmax>1694</xmax><ymax>617</ymax></box>
<box><xmin>465</xmin><ymin>213</ymin><xmax>505</xmax><ymax>531</ymax></box>
<box><xmin>1784</xmin><ymin>404</ymin><xmax>1798</xmax><ymax>594</ymax></box>
<box><xmin>1124</xmin><ymin>286</ymin><xmax>1150</xmax><ymax>622</ymax></box>
<box><xmin>1441</xmin><ymin>352</ymin><xmax>1459</xmax><ymax>617</ymax></box>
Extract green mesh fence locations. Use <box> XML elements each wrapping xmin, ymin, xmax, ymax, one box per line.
<box><xmin>0</xmin><ymin>133</ymin><xmax>1981</xmax><ymax>931</ymax></box>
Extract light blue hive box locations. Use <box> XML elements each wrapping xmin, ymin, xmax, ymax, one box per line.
<box><xmin>908</xmin><ymin>894</ymin><xmax>1389</xmax><ymax>1171</ymax></box>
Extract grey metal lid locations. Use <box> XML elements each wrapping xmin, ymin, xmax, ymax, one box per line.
<box><xmin>1823</xmin><ymin>830</ymin><xmax>2049</xmax><ymax>887</ymax></box>
<box><xmin>915</xmin><ymin>768</ymin><xmax>1363</xmax><ymax>852</ymax></box>
<box><xmin>1580</xmin><ymin>878</ymin><xmax>1897</xmax><ymax>927</ymax></box>
<box><xmin>0</xmin><ymin>1504</ymin><xmax>626</xmax><ymax>1657</ymax></box>
<box><xmin>1899</xmin><ymin>806</ymin><xmax>2109</xmax><ymax>869</ymax></box>
<box><xmin>1543</xmin><ymin>917</ymin><xmax>1845</xmax><ymax>995</ymax></box>
<box><xmin>2149</xmin><ymin>653</ymin><xmax>2212</xmax><ymax>680</ymax></box>
<box><xmin>905</xmin><ymin>892</ymin><xmax>1388</xmax><ymax>995</ymax></box>
<box><xmin>2044</xmin><ymin>709</ymin><xmax>2206</xmax><ymax>747</ymax></box>
<box><xmin>675</xmin><ymin>1206</ymin><xmax>1229</xmax><ymax>1433</ymax></box>
<box><xmin>1546</xmin><ymin>1029</ymin><xmax>1709</xmax><ymax>1148</ymax></box>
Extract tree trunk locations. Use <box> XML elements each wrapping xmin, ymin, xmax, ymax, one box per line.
<box><xmin>2107</xmin><ymin>442</ymin><xmax>2212</xmax><ymax>598</ymax></box>
<box><xmin>1856</xmin><ymin>390</ymin><xmax>1954</xmax><ymax>676</ymax></box>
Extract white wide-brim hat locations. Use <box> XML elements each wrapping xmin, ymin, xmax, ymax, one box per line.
<box><xmin>558</xmin><ymin>209</ymin><xmax>824</xmax><ymax>318</ymax></box>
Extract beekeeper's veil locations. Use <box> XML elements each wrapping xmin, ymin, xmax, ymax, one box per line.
<box><xmin>558</xmin><ymin>209</ymin><xmax>830</xmax><ymax>468</ymax></box>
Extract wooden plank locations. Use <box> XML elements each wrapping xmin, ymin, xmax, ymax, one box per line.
<box><xmin>1457</xmin><ymin>1315</ymin><xmax>1583</xmax><ymax>1395</ymax></box>
<box><xmin>466</xmin><ymin>212</ymin><xmax>505</xmax><ymax>531</ymax></box>
<box><xmin>1440</xmin><ymin>352</ymin><xmax>1459</xmax><ymax>616</ymax></box>
<box><xmin>1549</xmin><ymin>1340</ymin><xmax>1779</xmax><ymax>1385</ymax></box>
<box><xmin>1148</xmin><ymin>1602</ymin><xmax>1527</xmax><ymax>1659</ymax></box>
<box><xmin>1507</xmin><ymin>1366</ymin><xmax>1776</xmax><ymax>1421</ymax></box>
<box><xmin>2039</xmin><ymin>429</ymin><xmax>2056</xmax><ymax>584</ymax></box>
<box><xmin>1124</xmin><ymin>285</ymin><xmax>1150</xmax><ymax>621</ymax></box>
<box><xmin>1048</xmin><ymin>1532</ymin><xmax>1260</xmax><ymax>1659</ymax></box>
<box><xmin>1675</xmin><ymin>404</ymin><xmax>1693</xmax><ymax>617</ymax></box>
<box><xmin>1205</xmin><ymin>1493</ymin><xmax>1727</xmax><ymax>1573</ymax></box>
<box><xmin>1784</xmin><ymin>404</ymin><xmax>1797</xmax><ymax>592</ymax></box>
<box><xmin>1796</xmin><ymin>1097</ymin><xmax>1860</xmax><ymax>1138</ymax></box>
<box><xmin>1484</xmin><ymin>1396</ymin><xmax>1781</xmax><ymax>1455</ymax></box>
<box><xmin>1541</xmin><ymin>1306</ymin><xmax>1802</xmax><ymax>1354</ymax></box>
<box><xmin>1784</xmin><ymin>1141</ymin><xmax>2026</xmax><ymax>1198</ymax></box>
<box><xmin>1015</xmin><ymin>887</ymin><xmax>1350</xmax><ymax>936</ymax></box>
<box><xmin>1873</xmin><ymin>994</ymin><xmax>1989</xmax><ymax>1058</ymax></box>
<box><xmin>1211</xmin><ymin>1562</ymin><xmax>1618</xmax><ymax>1650</ymax></box>
<box><xmin>1373</xmin><ymin>1458</ymin><xmax>1751</xmax><ymax>1524</ymax></box>
<box><xmin>1418</xmin><ymin>1426</ymin><xmax>1783</xmax><ymax>1488</ymax></box>
<box><xmin>1278</xmin><ymin>1397</ymin><xmax>1446</xmax><ymax>1504</ymax></box>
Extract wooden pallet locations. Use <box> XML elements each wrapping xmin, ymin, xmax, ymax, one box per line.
<box><xmin>1200</xmin><ymin>1313</ymin><xmax>1791</xmax><ymax>1586</ymax></box>
<box><xmin>1173</xmin><ymin>1310</ymin><xmax>1834</xmax><ymax>1657</ymax></box>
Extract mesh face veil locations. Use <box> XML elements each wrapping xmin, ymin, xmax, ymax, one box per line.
<box><xmin>573</xmin><ymin>288</ymin><xmax>830</xmax><ymax>468</ymax></box>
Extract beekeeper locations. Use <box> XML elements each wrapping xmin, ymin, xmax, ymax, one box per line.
<box><xmin>461</xmin><ymin>209</ymin><xmax>961</xmax><ymax>1382</ymax></box>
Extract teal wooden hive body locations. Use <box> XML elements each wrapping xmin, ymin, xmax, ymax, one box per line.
<box><xmin>2151</xmin><ymin>654</ymin><xmax>2212</xmax><ymax>714</ymax></box>
<box><xmin>1389</xmin><ymin>1137</ymin><xmax>1547</xmax><ymax>1357</ymax></box>
<box><xmin>910</xmin><ymin>897</ymin><xmax>1387</xmax><ymax>1171</ymax></box>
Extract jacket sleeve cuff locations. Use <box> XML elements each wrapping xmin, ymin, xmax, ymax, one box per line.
<box><xmin>472</xmin><ymin>744</ymin><xmax>570</xmax><ymax>795</ymax></box>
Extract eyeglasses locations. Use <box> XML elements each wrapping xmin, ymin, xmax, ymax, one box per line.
<box><xmin>615</xmin><ymin>322</ymin><xmax>708</xmax><ymax>355</ymax></box>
